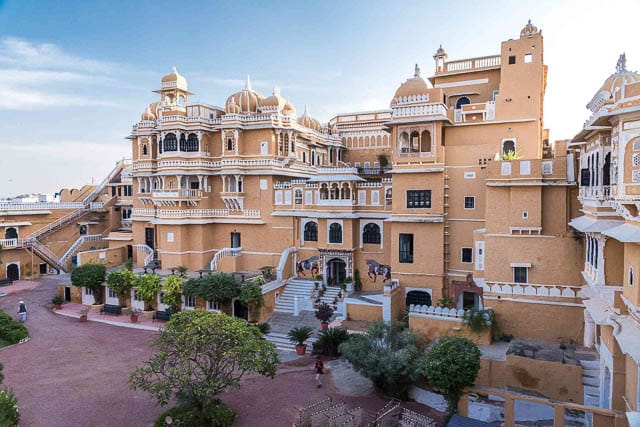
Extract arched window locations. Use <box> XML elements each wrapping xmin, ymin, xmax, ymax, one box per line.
<box><xmin>227</xmin><ymin>138</ymin><xmax>234</xmax><ymax>151</ymax></box>
<box><xmin>502</xmin><ymin>139</ymin><xmax>516</xmax><ymax>156</ymax></box>
<box><xmin>399</xmin><ymin>132</ymin><xmax>410</xmax><ymax>153</ymax></box>
<box><xmin>320</xmin><ymin>184</ymin><xmax>329</xmax><ymax>200</ymax></box>
<box><xmin>629</xmin><ymin>267</ymin><xmax>634</xmax><ymax>287</ymax></box>
<box><xmin>142</xmin><ymin>144</ymin><xmax>148</xmax><ymax>156</ymax></box>
<box><xmin>329</xmin><ymin>223</ymin><xmax>342</xmax><ymax>244</ymax></box>
<box><xmin>420</xmin><ymin>130</ymin><xmax>431</xmax><ymax>153</ymax></box>
<box><xmin>340</xmin><ymin>183</ymin><xmax>350</xmax><ymax>200</ymax></box>
<box><xmin>362</xmin><ymin>223</ymin><xmax>381</xmax><ymax>244</ymax></box>
<box><xmin>79</xmin><ymin>225</ymin><xmax>87</xmax><ymax>235</ymax></box>
<box><xmin>186</xmin><ymin>134</ymin><xmax>199</xmax><ymax>152</ymax></box>
<box><xmin>410</xmin><ymin>131</ymin><xmax>420</xmax><ymax>152</ymax></box>
<box><xmin>330</xmin><ymin>183</ymin><xmax>339</xmax><ymax>200</ymax></box>
<box><xmin>4</xmin><ymin>227</ymin><xmax>17</xmax><ymax>240</ymax></box>
<box><xmin>456</xmin><ymin>96</ymin><xmax>471</xmax><ymax>109</ymax></box>
<box><xmin>294</xmin><ymin>189</ymin><xmax>303</xmax><ymax>205</ymax></box>
<box><xmin>603</xmin><ymin>153</ymin><xmax>611</xmax><ymax>186</ymax></box>
<box><xmin>164</xmin><ymin>133</ymin><xmax>177</xmax><ymax>152</ymax></box>
<box><xmin>302</xmin><ymin>152</ymin><xmax>307</xmax><ymax>163</ymax></box>
<box><xmin>179</xmin><ymin>134</ymin><xmax>187</xmax><ymax>151</ymax></box>
<box><xmin>304</xmin><ymin>222</ymin><xmax>318</xmax><ymax>242</ymax></box>
<box><xmin>159</xmin><ymin>138</ymin><xmax>163</xmax><ymax>153</ymax></box>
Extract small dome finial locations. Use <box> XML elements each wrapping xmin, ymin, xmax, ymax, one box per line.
<box><xmin>414</xmin><ymin>63</ymin><xmax>421</xmax><ymax>78</ymax></box>
<box><xmin>616</xmin><ymin>53</ymin><xmax>627</xmax><ymax>73</ymax></box>
<box><xmin>304</xmin><ymin>104</ymin><xmax>310</xmax><ymax>116</ymax></box>
<box><xmin>172</xmin><ymin>66</ymin><xmax>178</xmax><ymax>74</ymax></box>
<box><xmin>245</xmin><ymin>74</ymin><xmax>252</xmax><ymax>91</ymax></box>
<box><xmin>520</xmin><ymin>19</ymin><xmax>539</xmax><ymax>37</ymax></box>
<box><xmin>273</xmin><ymin>84</ymin><xmax>281</xmax><ymax>96</ymax></box>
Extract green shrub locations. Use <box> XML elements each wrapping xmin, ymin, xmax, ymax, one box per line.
<box><xmin>239</xmin><ymin>281</ymin><xmax>264</xmax><ymax>321</ymax></box>
<box><xmin>153</xmin><ymin>402</ymin><xmax>234</xmax><ymax>427</ymax></box>
<box><xmin>314</xmin><ymin>327</ymin><xmax>349</xmax><ymax>357</ymax></box>
<box><xmin>339</xmin><ymin>320</ymin><xmax>426</xmax><ymax>400</ymax></box>
<box><xmin>0</xmin><ymin>311</ymin><xmax>28</xmax><ymax>344</ymax></box>
<box><xmin>0</xmin><ymin>389</ymin><xmax>19</xmax><ymax>427</ymax></box>
<box><xmin>135</xmin><ymin>274</ymin><xmax>162</xmax><ymax>310</ymax></box>
<box><xmin>106</xmin><ymin>269</ymin><xmax>137</xmax><ymax>298</ymax></box>
<box><xmin>71</xmin><ymin>263</ymin><xmax>106</xmax><ymax>304</ymax></box>
<box><xmin>183</xmin><ymin>274</ymin><xmax>240</xmax><ymax>302</ymax></box>
<box><xmin>424</xmin><ymin>336</ymin><xmax>481</xmax><ymax>418</ymax></box>
<box><xmin>255</xmin><ymin>322</ymin><xmax>271</xmax><ymax>335</ymax></box>
<box><xmin>162</xmin><ymin>275</ymin><xmax>185</xmax><ymax>313</ymax></box>
<box><xmin>462</xmin><ymin>308</ymin><xmax>493</xmax><ymax>334</ymax></box>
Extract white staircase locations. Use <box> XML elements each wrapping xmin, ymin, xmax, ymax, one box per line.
<box><xmin>59</xmin><ymin>234</ymin><xmax>103</xmax><ymax>265</ymax></box>
<box><xmin>209</xmin><ymin>247</ymin><xmax>242</xmax><ymax>271</ymax></box>
<box><xmin>578</xmin><ymin>352</ymin><xmax>601</xmax><ymax>408</ymax></box>
<box><xmin>274</xmin><ymin>279</ymin><xmax>342</xmax><ymax>313</ymax></box>
<box><xmin>264</xmin><ymin>332</ymin><xmax>317</xmax><ymax>352</ymax></box>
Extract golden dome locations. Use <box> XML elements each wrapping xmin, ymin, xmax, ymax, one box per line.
<box><xmin>260</xmin><ymin>86</ymin><xmax>289</xmax><ymax>112</ymax></box>
<box><xmin>283</xmin><ymin>102</ymin><xmax>297</xmax><ymax>117</ymax></box>
<box><xmin>226</xmin><ymin>97</ymin><xmax>241</xmax><ymax>114</ymax></box>
<box><xmin>297</xmin><ymin>105</ymin><xmax>321</xmax><ymax>131</ymax></box>
<box><xmin>520</xmin><ymin>19</ymin><xmax>539</xmax><ymax>37</ymax></box>
<box><xmin>161</xmin><ymin>67</ymin><xmax>188</xmax><ymax>91</ymax></box>
<box><xmin>225</xmin><ymin>75</ymin><xmax>264</xmax><ymax>114</ymax></box>
<box><xmin>141</xmin><ymin>105</ymin><xmax>156</xmax><ymax>121</ymax></box>
<box><xmin>588</xmin><ymin>54</ymin><xmax>640</xmax><ymax>112</ymax></box>
<box><xmin>391</xmin><ymin>64</ymin><xmax>430</xmax><ymax>105</ymax></box>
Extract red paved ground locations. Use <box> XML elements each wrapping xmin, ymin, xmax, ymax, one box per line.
<box><xmin>0</xmin><ymin>277</ymin><xmax>442</xmax><ymax>426</ymax></box>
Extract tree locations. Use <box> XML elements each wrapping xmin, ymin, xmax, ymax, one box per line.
<box><xmin>70</xmin><ymin>264</ymin><xmax>106</xmax><ymax>304</ymax></box>
<box><xmin>106</xmin><ymin>269</ymin><xmax>137</xmax><ymax>298</ymax></box>
<box><xmin>135</xmin><ymin>274</ymin><xmax>162</xmax><ymax>311</ymax></box>
<box><xmin>239</xmin><ymin>278</ymin><xmax>264</xmax><ymax>321</ymax></box>
<box><xmin>129</xmin><ymin>311</ymin><xmax>279</xmax><ymax>424</ymax></box>
<box><xmin>183</xmin><ymin>273</ymin><xmax>240</xmax><ymax>303</ymax></box>
<box><xmin>161</xmin><ymin>275</ymin><xmax>185</xmax><ymax>313</ymax></box>
<box><xmin>339</xmin><ymin>320</ymin><xmax>426</xmax><ymax>400</ymax></box>
<box><xmin>423</xmin><ymin>336</ymin><xmax>481</xmax><ymax>418</ymax></box>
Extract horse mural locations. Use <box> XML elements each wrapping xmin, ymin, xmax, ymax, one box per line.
<box><xmin>297</xmin><ymin>256</ymin><xmax>319</xmax><ymax>278</ymax></box>
<box><xmin>366</xmin><ymin>259</ymin><xmax>391</xmax><ymax>283</ymax></box>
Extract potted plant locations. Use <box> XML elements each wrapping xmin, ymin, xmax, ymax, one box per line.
<box><xmin>344</xmin><ymin>276</ymin><xmax>353</xmax><ymax>292</ymax></box>
<box><xmin>79</xmin><ymin>308</ymin><xmax>89</xmax><ymax>322</ymax></box>
<box><xmin>287</xmin><ymin>326</ymin><xmax>313</xmax><ymax>356</ymax></box>
<box><xmin>315</xmin><ymin>302</ymin><xmax>334</xmax><ymax>330</ymax></box>
<box><xmin>314</xmin><ymin>282</ymin><xmax>319</xmax><ymax>290</ymax></box>
<box><xmin>51</xmin><ymin>295</ymin><xmax>63</xmax><ymax>310</ymax></box>
<box><xmin>130</xmin><ymin>308</ymin><xmax>142</xmax><ymax>323</ymax></box>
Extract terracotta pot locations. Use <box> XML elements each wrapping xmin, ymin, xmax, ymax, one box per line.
<box><xmin>130</xmin><ymin>315</ymin><xmax>139</xmax><ymax>323</ymax></box>
<box><xmin>54</xmin><ymin>304</ymin><xmax>62</xmax><ymax>310</ymax></box>
<box><xmin>80</xmin><ymin>315</ymin><xmax>88</xmax><ymax>322</ymax></box>
<box><xmin>295</xmin><ymin>344</ymin><xmax>307</xmax><ymax>356</ymax></box>
<box><xmin>320</xmin><ymin>321</ymin><xmax>329</xmax><ymax>330</ymax></box>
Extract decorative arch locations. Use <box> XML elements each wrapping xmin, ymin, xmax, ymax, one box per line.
<box><xmin>186</xmin><ymin>133</ymin><xmax>199</xmax><ymax>152</ymax></box>
<box><xmin>406</xmin><ymin>290</ymin><xmax>432</xmax><ymax>307</ymax></box>
<box><xmin>328</xmin><ymin>222</ymin><xmax>342</xmax><ymax>244</ymax></box>
<box><xmin>6</xmin><ymin>263</ymin><xmax>19</xmax><ymax>281</ymax></box>
<box><xmin>362</xmin><ymin>223</ymin><xmax>381</xmax><ymax>244</ymax></box>
<box><xmin>456</xmin><ymin>96</ymin><xmax>471</xmax><ymax>109</ymax></box>
<box><xmin>303</xmin><ymin>221</ymin><xmax>318</xmax><ymax>242</ymax></box>
<box><xmin>294</xmin><ymin>188</ymin><xmax>303</xmax><ymax>205</ymax></box>
<box><xmin>4</xmin><ymin>227</ymin><xmax>18</xmax><ymax>240</ymax></box>
<box><xmin>163</xmin><ymin>133</ymin><xmax>178</xmax><ymax>152</ymax></box>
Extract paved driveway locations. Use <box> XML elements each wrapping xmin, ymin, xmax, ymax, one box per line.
<box><xmin>0</xmin><ymin>277</ymin><xmax>160</xmax><ymax>427</ymax></box>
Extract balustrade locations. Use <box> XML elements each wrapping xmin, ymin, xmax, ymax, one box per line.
<box><xmin>481</xmin><ymin>281</ymin><xmax>585</xmax><ymax>298</ymax></box>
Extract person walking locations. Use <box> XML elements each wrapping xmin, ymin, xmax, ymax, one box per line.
<box><xmin>314</xmin><ymin>357</ymin><xmax>324</xmax><ymax>388</ymax></box>
<box><xmin>17</xmin><ymin>300</ymin><xmax>27</xmax><ymax>323</ymax></box>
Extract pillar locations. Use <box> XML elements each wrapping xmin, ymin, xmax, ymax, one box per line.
<box><xmin>584</xmin><ymin>309</ymin><xmax>596</xmax><ymax>348</ymax></box>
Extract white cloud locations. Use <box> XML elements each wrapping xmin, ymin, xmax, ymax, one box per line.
<box><xmin>0</xmin><ymin>37</ymin><xmax>126</xmax><ymax>110</ymax></box>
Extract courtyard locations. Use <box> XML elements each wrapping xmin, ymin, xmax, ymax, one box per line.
<box><xmin>0</xmin><ymin>277</ymin><xmax>441</xmax><ymax>426</ymax></box>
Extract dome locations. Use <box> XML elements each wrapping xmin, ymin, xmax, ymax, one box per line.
<box><xmin>587</xmin><ymin>54</ymin><xmax>640</xmax><ymax>112</ymax></box>
<box><xmin>226</xmin><ymin>97</ymin><xmax>241</xmax><ymax>114</ymax></box>
<box><xmin>433</xmin><ymin>45</ymin><xmax>447</xmax><ymax>58</ymax></box>
<box><xmin>161</xmin><ymin>67</ymin><xmax>188</xmax><ymax>91</ymax></box>
<box><xmin>141</xmin><ymin>105</ymin><xmax>156</xmax><ymax>121</ymax></box>
<box><xmin>297</xmin><ymin>105</ymin><xmax>321</xmax><ymax>131</ymax></box>
<box><xmin>225</xmin><ymin>75</ymin><xmax>264</xmax><ymax>114</ymax></box>
<box><xmin>283</xmin><ymin>102</ymin><xmax>297</xmax><ymax>117</ymax></box>
<box><xmin>391</xmin><ymin>64</ymin><xmax>430</xmax><ymax>105</ymax></box>
<box><xmin>260</xmin><ymin>85</ymin><xmax>289</xmax><ymax>112</ymax></box>
<box><xmin>520</xmin><ymin>19</ymin><xmax>539</xmax><ymax>37</ymax></box>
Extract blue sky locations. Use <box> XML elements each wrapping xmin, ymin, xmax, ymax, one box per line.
<box><xmin>1</xmin><ymin>0</ymin><xmax>639</xmax><ymax>196</ymax></box>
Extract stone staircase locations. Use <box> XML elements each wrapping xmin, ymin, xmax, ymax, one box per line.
<box><xmin>264</xmin><ymin>332</ymin><xmax>317</xmax><ymax>353</ymax></box>
<box><xmin>274</xmin><ymin>279</ymin><xmax>341</xmax><ymax>313</ymax></box>
<box><xmin>577</xmin><ymin>349</ymin><xmax>601</xmax><ymax>408</ymax></box>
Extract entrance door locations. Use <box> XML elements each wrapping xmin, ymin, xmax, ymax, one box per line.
<box><xmin>131</xmin><ymin>289</ymin><xmax>145</xmax><ymax>311</ymax></box>
<box><xmin>82</xmin><ymin>287</ymin><xmax>94</xmax><ymax>305</ymax></box>
<box><xmin>462</xmin><ymin>292</ymin><xmax>476</xmax><ymax>310</ymax></box>
<box><xmin>39</xmin><ymin>263</ymin><xmax>48</xmax><ymax>275</ymax></box>
<box><xmin>326</xmin><ymin>258</ymin><xmax>346</xmax><ymax>286</ymax></box>
<box><xmin>64</xmin><ymin>287</ymin><xmax>71</xmax><ymax>302</ymax></box>
<box><xmin>6</xmin><ymin>264</ymin><xmax>19</xmax><ymax>281</ymax></box>
<box><xmin>127</xmin><ymin>245</ymin><xmax>133</xmax><ymax>260</ymax></box>
<box><xmin>145</xmin><ymin>228</ymin><xmax>155</xmax><ymax>249</ymax></box>
<box><xmin>233</xmin><ymin>299</ymin><xmax>248</xmax><ymax>320</ymax></box>
<box><xmin>105</xmin><ymin>287</ymin><xmax>119</xmax><ymax>305</ymax></box>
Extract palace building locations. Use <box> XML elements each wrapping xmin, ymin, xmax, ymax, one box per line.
<box><xmin>3</xmin><ymin>20</ymin><xmax>639</xmax><ymax>420</ymax></box>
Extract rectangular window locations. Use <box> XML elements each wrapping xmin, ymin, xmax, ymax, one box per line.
<box><xmin>513</xmin><ymin>267</ymin><xmax>528</xmax><ymax>283</ymax></box>
<box><xmin>167</xmin><ymin>232</ymin><xmax>174</xmax><ymax>243</ymax></box>
<box><xmin>284</xmin><ymin>190</ymin><xmax>292</xmax><ymax>205</ymax></box>
<box><xmin>399</xmin><ymin>234</ymin><xmax>414</xmax><ymax>263</ymax></box>
<box><xmin>358</xmin><ymin>190</ymin><xmax>366</xmax><ymax>205</ymax></box>
<box><xmin>406</xmin><ymin>190</ymin><xmax>431</xmax><ymax>209</ymax></box>
<box><xmin>108</xmin><ymin>288</ymin><xmax>117</xmax><ymax>299</ymax></box>
<box><xmin>508</xmin><ymin>55</ymin><xmax>516</xmax><ymax>65</ymax></box>
<box><xmin>231</xmin><ymin>232</ymin><xmax>241</xmax><ymax>248</ymax></box>
<box><xmin>371</xmin><ymin>191</ymin><xmax>380</xmax><ymax>205</ymax></box>
<box><xmin>461</xmin><ymin>247</ymin><xmax>473</xmax><ymax>263</ymax></box>
<box><xmin>464</xmin><ymin>196</ymin><xmax>475</xmax><ymax>210</ymax></box>
<box><xmin>524</xmin><ymin>53</ymin><xmax>533</xmax><ymax>63</ymax></box>
<box><xmin>580</xmin><ymin>169</ymin><xmax>590</xmax><ymax>186</ymax></box>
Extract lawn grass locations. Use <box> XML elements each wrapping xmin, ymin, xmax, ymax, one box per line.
<box><xmin>0</xmin><ymin>338</ymin><xmax>12</xmax><ymax>349</ymax></box>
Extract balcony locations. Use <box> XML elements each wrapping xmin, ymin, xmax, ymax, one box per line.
<box><xmin>486</xmin><ymin>158</ymin><xmax>569</xmax><ymax>183</ymax></box>
<box><xmin>437</xmin><ymin>54</ymin><xmax>501</xmax><ymax>75</ymax></box>
<box><xmin>452</xmin><ymin>101</ymin><xmax>495</xmax><ymax>123</ymax></box>
<box><xmin>579</xmin><ymin>185</ymin><xmax>611</xmax><ymax>199</ymax></box>
<box><xmin>0</xmin><ymin>238</ymin><xmax>18</xmax><ymax>248</ymax></box>
<box><xmin>132</xmin><ymin>208</ymin><xmax>260</xmax><ymax>219</ymax></box>
<box><xmin>152</xmin><ymin>189</ymin><xmax>203</xmax><ymax>199</ymax></box>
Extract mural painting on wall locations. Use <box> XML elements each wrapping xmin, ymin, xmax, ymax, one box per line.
<box><xmin>366</xmin><ymin>259</ymin><xmax>391</xmax><ymax>283</ymax></box>
<box><xmin>297</xmin><ymin>256</ymin><xmax>319</xmax><ymax>278</ymax></box>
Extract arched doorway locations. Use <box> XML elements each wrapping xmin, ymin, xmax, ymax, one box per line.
<box><xmin>326</xmin><ymin>258</ymin><xmax>346</xmax><ymax>286</ymax></box>
<box><xmin>7</xmin><ymin>264</ymin><xmax>19</xmax><ymax>281</ymax></box>
<box><xmin>406</xmin><ymin>290</ymin><xmax>432</xmax><ymax>307</ymax></box>
<box><xmin>455</xmin><ymin>96</ymin><xmax>471</xmax><ymax>109</ymax></box>
<box><xmin>4</xmin><ymin>227</ymin><xmax>17</xmax><ymax>240</ymax></box>
<box><xmin>233</xmin><ymin>299</ymin><xmax>248</xmax><ymax>321</ymax></box>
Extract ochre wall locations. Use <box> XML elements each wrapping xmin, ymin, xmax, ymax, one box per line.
<box><xmin>409</xmin><ymin>315</ymin><xmax>491</xmax><ymax>346</ymax></box>
<box><xmin>346</xmin><ymin>303</ymin><xmax>382</xmax><ymax>322</ymax></box>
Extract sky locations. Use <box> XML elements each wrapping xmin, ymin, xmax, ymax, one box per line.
<box><xmin>0</xmin><ymin>0</ymin><xmax>639</xmax><ymax>196</ymax></box>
